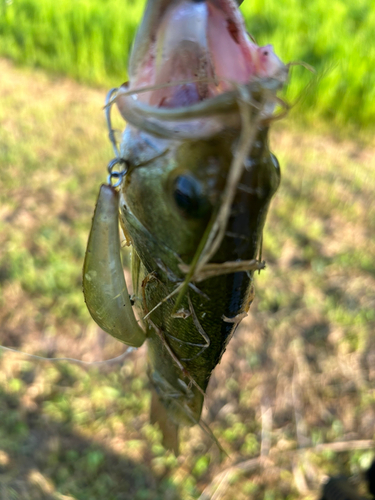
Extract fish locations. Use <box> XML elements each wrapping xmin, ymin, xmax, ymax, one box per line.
<box><xmin>83</xmin><ymin>0</ymin><xmax>287</xmax><ymax>454</ymax></box>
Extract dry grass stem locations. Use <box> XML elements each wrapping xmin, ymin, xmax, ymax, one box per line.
<box><xmin>260</xmin><ymin>402</ymin><xmax>273</xmax><ymax>457</ymax></box>
<box><xmin>198</xmin><ymin>458</ymin><xmax>261</xmax><ymax>500</ymax></box>
<box><xmin>179</xmin><ymin>259</ymin><xmax>265</xmax><ymax>281</ymax></box>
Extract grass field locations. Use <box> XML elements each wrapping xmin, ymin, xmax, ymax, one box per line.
<box><xmin>0</xmin><ymin>58</ymin><xmax>374</xmax><ymax>499</ymax></box>
<box><xmin>1</xmin><ymin>0</ymin><xmax>375</xmax><ymax>132</ymax></box>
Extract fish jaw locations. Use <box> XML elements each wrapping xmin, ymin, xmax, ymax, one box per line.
<box><xmin>124</xmin><ymin>0</ymin><xmax>285</xmax><ymax>109</ymax></box>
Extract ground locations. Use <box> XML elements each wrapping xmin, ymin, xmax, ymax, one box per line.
<box><xmin>0</xmin><ymin>58</ymin><xmax>374</xmax><ymax>499</ymax></box>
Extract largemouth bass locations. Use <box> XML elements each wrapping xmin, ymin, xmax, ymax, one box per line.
<box><xmin>83</xmin><ymin>0</ymin><xmax>287</xmax><ymax>453</ymax></box>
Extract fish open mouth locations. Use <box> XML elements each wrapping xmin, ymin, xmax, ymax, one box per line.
<box><xmin>115</xmin><ymin>0</ymin><xmax>286</xmax><ymax>138</ymax></box>
<box><xmin>129</xmin><ymin>0</ymin><xmax>284</xmax><ymax>108</ymax></box>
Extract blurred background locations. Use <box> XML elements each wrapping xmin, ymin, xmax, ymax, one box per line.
<box><xmin>0</xmin><ymin>0</ymin><xmax>374</xmax><ymax>498</ymax></box>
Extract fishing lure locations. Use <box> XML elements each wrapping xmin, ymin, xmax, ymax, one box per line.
<box><xmin>83</xmin><ymin>0</ymin><xmax>287</xmax><ymax>453</ymax></box>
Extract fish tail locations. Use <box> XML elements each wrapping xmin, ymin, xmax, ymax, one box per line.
<box><xmin>150</xmin><ymin>388</ymin><xmax>179</xmax><ymax>455</ymax></box>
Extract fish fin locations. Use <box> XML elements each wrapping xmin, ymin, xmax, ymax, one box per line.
<box><xmin>150</xmin><ymin>389</ymin><xmax>179</xmax><ymax>455</ymax></box>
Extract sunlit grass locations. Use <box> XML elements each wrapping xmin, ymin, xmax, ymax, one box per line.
<box><xmin>242</xmin><ymin>0</ymin><xmax>375</xmax><ymax>130</ymax></box>
<box><xmin>0</xmin><ymin>0</ymin><xmax>145</xmax><ymax>85</ymax></box>
<box><xmin>1</xmin><ymin>0</ymin><xmax>375</xmax><ymax>131</ymax></box>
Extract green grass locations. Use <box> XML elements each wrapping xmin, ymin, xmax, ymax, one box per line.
<box><xmin>1</xmin><ymin>0</ymin><xmax>375</xmax><ymax>132</ymax></box>
<box><xmin>0</xmin><ymin>59</ymin><xmax>374</xmax><ymax>499</ymax></box>
<box><xmin>0</xmin><ymin>0</ymin><xmax>145</xmax><ymax>84</ymax></box>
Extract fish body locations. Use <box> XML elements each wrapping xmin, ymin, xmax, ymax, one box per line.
<box><xmin>118</xmin><ymin>126</ymin><xmax>280</xmax><ymax>432</ymax></box>
<box><xmin>83</xmin><ymin>0</ymin><xmax>286</xmax><ymax>451</ymax></box>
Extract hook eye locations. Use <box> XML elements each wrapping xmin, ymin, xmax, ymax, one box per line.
<box><xmin>107</xmin><ymin>158</ymin><xmax>129</xmax><ymax>188</ymax></box>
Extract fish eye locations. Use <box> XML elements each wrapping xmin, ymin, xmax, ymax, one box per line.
<box><xmin>173</xmin><ymin>174</ymin><xmax>210</xmax><ymax>218</ymax></box>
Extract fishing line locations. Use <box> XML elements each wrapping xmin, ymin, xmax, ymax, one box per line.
<box><xmin>105</xmin><ymin>87</ymin><xmax>121</xmax><ymax>158</ymax></box>
<box><xmin>0</xmin><ymin>345</ymin><xmax>136</xmax><ymax>371</ymax></box>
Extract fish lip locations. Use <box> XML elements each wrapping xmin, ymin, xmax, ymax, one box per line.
<box><xmin>114</xmin><ymin>77</ymin><xmax>285</xmax><ymax>140</ymax></box>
